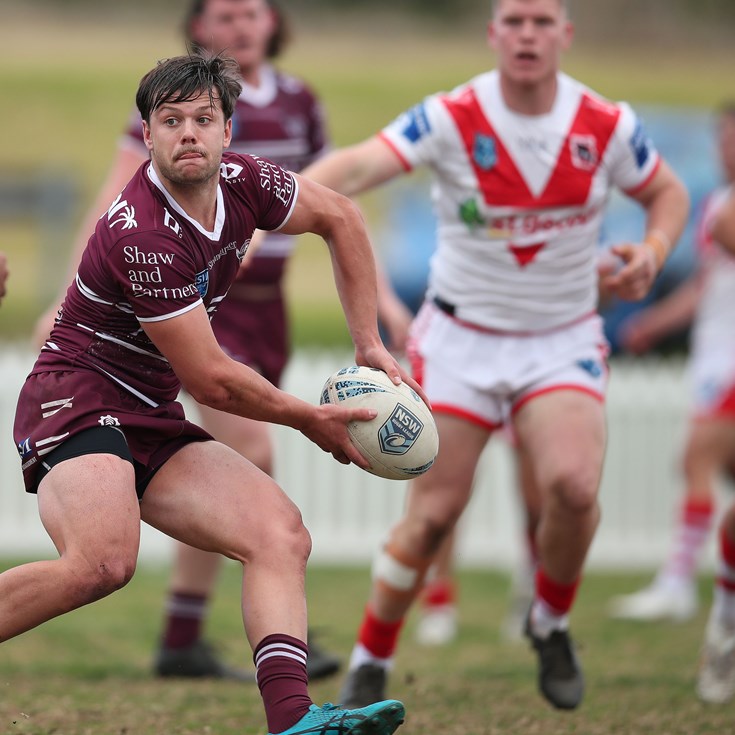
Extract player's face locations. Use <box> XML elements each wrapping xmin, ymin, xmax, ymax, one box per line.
<box><xmin>191</xmin><ymin>0</ymin><xmax>276</xmax><ymax>75</ymax></box>
<box><xmin>143</xmin><ymin>94</ymin><xmax>233</xmax><ymax>187</ymax></box>
<box><xmin>488</xmin><ymin>0</ymin><xmax>573</xmax><ymax>87</ymax></box>
<box><xmin>718</xmin><ymin>114</ymin><xmax>735</xmax><ymax>184</ymax></box>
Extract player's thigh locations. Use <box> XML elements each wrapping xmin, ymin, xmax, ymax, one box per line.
<box><xmin>140</xmin><ymin>440</ymin><xmax>303</xmax><ymax>560</ymax></box>
<box><xmin>404</xmin><ymin>412</ymin><xmax>491</xmax><ymax>522</ymax></box>
<box><xmin>37</xmin><ymin>454</ymin><xmax>141</xmax><ymax>565</ymax></box>
<box><xmin>684</xmin><ymin>417</ymin><xmax>735</xmax><ymax>473</ymax></box>
<box><xmin>513</xmin><ymin>389</ymin><xmax>606</xmax><ymax>500</ymax></box>
<box><xmin>196</xmin><ymin>402</ymin><xmax>273</xmax><ymax>469</ymax></box>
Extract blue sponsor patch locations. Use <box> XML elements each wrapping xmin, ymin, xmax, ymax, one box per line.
<box><xmin>195</xmin><ymin>269</ymin><xmax>209</xmax><ymax>298</ymax></box>
<box><xmin>576</xmin><ymin>359</ymin><xmax>602</xmax><ymax>378</ymax></box>
<box><xmin>399</xmin><ymin>103</ymin><xmax>432</xmax><ymax>143</ymax></box>
<box><xmin>334</xmin><ymin>380</ymin><xmax>389</xmax><ymax>401</ymax></box>
<box><xmin>378</xmin><ymin>403</ymin><xmax>424</xmax><ymax>456</ymax></box>
<box><xmin>630</xmin><ymin>120</ymin><xmax>652</xmax><ymax>168</ymax></box>
<box><xmin>473</xmin><ymin>133</ymin><xmax>497</xmax><ymax>171</ymax></box>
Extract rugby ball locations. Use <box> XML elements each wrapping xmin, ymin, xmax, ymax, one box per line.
<box><xmin>320</xmin><ymin>365</ymin><xmax>438</xmax><ymax>480</ymax></box>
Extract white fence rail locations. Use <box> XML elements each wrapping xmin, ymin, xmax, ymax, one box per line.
<box><xmin>0</xmin><ymin>345</ymin><xmax>722</xmax><ymax>570</ymax></box>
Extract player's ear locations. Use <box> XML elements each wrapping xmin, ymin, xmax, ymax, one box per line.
<box><xmin>223</xmin><ymin>118</ymin><xmax>232</xmax><ymax>149</ymax></box>
<box><xmin>142</xmin><ymin>120</ymin><xmax>154</xmax><ymax>152</ymax></box>
<box><xmin>561</xmin><ymin>19</ymin><xmax>574</xmax><ymax>51</ymax></box>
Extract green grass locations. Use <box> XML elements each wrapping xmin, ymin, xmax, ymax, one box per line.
<box><xmin>0</xmin><ymin>559</ymin><xmax>729</xmax><ymax>734</ymax></box>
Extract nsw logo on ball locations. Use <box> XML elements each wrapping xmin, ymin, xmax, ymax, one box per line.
<box><xmin>378</xmin><ymin>403</ymin><xmax>424</xmax><ymax>456</ymax></box>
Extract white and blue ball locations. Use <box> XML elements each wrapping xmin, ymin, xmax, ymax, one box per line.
<box><xmin>320</xmin><ymin>365</ymin><xmax>438</xmax><ymax>480</ymax></box>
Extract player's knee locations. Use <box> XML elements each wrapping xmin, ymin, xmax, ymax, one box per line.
<box><xmin>67</xmin><ymin>554</ymin><xmax>136</xmax><ymax>607</ymax></box>
<box><xmin>548</xmin><ymin>467</ymin><xmax>598</xmax><ymax>514</ymax></box>
<box><xmin>252</xmin><ymin>506</ymin><xmax>311</xmax><ymax>567</ymax></box>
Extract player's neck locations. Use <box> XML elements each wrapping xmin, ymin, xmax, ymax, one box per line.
<box><xmin>499</xmin><ymin>73</ymin><xmax>558</xmax><ymax>116</ymax></box>
<box><xmin>155</xmin><ymin>167</ymin><xmax>220</xmax><ymax>231</ymax></box>
<box><xmin>239</xmin><ymin>62</ymin><xmax>266</xmax><ymax>88</ymax></box>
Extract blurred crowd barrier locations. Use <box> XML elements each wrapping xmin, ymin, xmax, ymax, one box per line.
<box><xmin>0</xmin><ymin>345</ymin><xmax>722</xmax><ymax>571</ymax></box>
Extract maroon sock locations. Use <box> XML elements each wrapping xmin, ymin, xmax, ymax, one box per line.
<box><xmin>161</xmin><ymin>591</ymin><xmax>207</xmax><ymax>649</ymax></box>
<box><xmin>254</xmin><ymin>634</ymin><xmax>312</xmax><ymax>734</ymax></box>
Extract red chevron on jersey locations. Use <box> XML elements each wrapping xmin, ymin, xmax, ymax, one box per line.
<box><xmin>442</xmin><ymin>88</ymin><xmax>620</xmax><ymax>208</ymax></box>
<box><xmin>509</xmin><ymin>242</ymin><xmax>545</xmax><ymax>267</ymax></box>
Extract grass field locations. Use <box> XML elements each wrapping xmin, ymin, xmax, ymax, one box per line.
<box><xmin>0</xmin><ymin>559</ymin><xmax>729</xmax><ymax>734</ymax></box>
<box><xmin>1</xmin><ymin>8</ymin><xmax>734</xmax><ymax>344</ymax></box>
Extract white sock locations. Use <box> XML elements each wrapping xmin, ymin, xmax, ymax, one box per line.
<box><xmin>530</xmin><ymin>598</ymin><xmax>569</xmax><ymax>639</ymax></box>
<box><xmin>349</xmin><ymin>642</ymin><xmax>393</xmax><ymax>671</ymax></box>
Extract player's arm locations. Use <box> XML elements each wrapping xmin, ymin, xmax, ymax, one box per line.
<box><xmin>602</xmin><ymin>161</ymin><xmax>690</xmax><ymax>301</ymax></box>
<box><xmin>0</xmin><ymin>251</ymin><xmax>8</xmax><ymax>305</ymax></box>
<box><xmin>711</xmin><ymin>189</ymin><xmax>735</xmax><ymax>253</ymax></box>
<box><xmin>279</xmin><ymin>173</ymin><xmax>424</xmax><ymax>400</ymax></box>
<box><xmin>618</xmin><ymin>273</ymin><xmax>702</xmax><ymax>354</ymax></box>
<box><xmin>142</xmin><ymin>304</ymin><xmax>375</xmax><ymax>468</ymax></box>
<box><xmin>301</xmin><ymin>137</ymin><xmax>415</xmax><ymax>352</ymax></box>
<box><xmin>33</xmin><ymin>146</ymin><xmax>147</xmax><ymax>346</ymax></box>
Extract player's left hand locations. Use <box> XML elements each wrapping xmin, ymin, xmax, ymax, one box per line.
<box><xmin>601</xmin><ymin>242</ymin><xmax>659</xmax><ymax>301</ymax></box>
<box><xmin>356</xmin><ymin>343</ymin><xmax>429</xmax><ymax>407</ymax></box>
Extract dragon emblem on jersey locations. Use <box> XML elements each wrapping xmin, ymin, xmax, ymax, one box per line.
<box><xmin>570</xmin><ymin>134</ymin><xmax>599</xmax><ymax>171</ymax></box>
<box><xmin>107</xmin><ymin>193</ymin><xmax>138</xmax><ymax>230</ymax></box>
<box><xmin>472</xmin><ymin>133</ymin><xmax>496</xmax><ymax>171</ymax></box>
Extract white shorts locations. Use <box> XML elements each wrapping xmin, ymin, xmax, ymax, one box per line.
<box><xmin>408</xmin><ymin>301</ymin><xmax>610</xmax><ymax>431</ymax></box>
<box><xmin>688</xmin><ymin>344</ymin><xmax>735</xmax><ymax>419</ymax></box>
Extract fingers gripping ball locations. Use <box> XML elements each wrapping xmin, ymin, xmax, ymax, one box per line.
<box><xmin>320</xmin><ymin>366</ymin><xmax>438</xmax><ymax>480</ymax></box>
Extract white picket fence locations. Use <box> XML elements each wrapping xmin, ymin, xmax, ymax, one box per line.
<box><xmin>0</xmin><ymin>344</ymin><xmax>723</xmax><ymax>570</ymax></box>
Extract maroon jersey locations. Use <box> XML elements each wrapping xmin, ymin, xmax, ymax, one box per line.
<box><xmin>122</xmin><ymin>65</ymin><xmax>327</xmax><ymax>287</ymax></box>
<box><xmin>34</xmin><ymin>152</ymin><xmax>298</xmax><ymax>407</ymax></box>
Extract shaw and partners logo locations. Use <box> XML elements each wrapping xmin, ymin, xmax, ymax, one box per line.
<box><xmin>378</xmin><ymin>403</ymin><xmax>424</xmax><ymax>456</ymax></box>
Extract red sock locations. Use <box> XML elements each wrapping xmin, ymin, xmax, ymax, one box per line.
<box><xmin>421</xmin><ymin>579</ymin><xmax>456</xmax><ymax>608</ymax></box>
<box><xmin>718</xmin><ymin>526</ymin><xmax>735</xmax><ymax>592</ymax></box>
<box><xmin>254</xmin><ymin>634</ymin><xmax>312</xmax><ymax>734</ymax></box>
<box><xmin>535</xmin><ymin>568</ymin><xmax>580</xmax><ymax>615</ymax></box>
<box><xmin>162</xmin><ymin>591</ymin><xmax>207</xmax><ymax>649</ymax></box>
<box><xmin>357</xmin><ymin>606</ymin><xmax>404</xmax><ymax>659</ymax></box>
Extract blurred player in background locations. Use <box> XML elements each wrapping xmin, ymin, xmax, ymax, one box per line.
<box><xmin>34</xmin><ymin>0</ymin><xmax>413</xmax><ymax>681</ymax></box>
<box><xmin>609</xmin><ymin>103</ymin><xmax>735</xmax><ymax>624</ymax></box>
<box><xmin>304</xmin><ymin>0</ymin><xmax>689</xmax><ymax>710</ymax></box>
<box><xmin>695</xmin><ymin>182</ymin><xmax>735</xmax><ymax>704</ymax></box>
<box><xmin>12</xmin><ymin>51</ymin><xmax>408</xmax><ymax>735</ymax></box>
<box><xmin>0</xmin><ymin>251</ymin><xmax>8</xmax><ymax>304</ymax></box>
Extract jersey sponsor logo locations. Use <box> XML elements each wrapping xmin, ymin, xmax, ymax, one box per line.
<box><xmin>195</xmin><ymin>269</ymin><xmax>209</xmax><ymax>298</ymax></box>
<box><xmin>459</xmin><ymin>199</ymin><xmax>484</xmax><ymax>228</ymax></box>
<box><xmin>220</xmin><ymin>162</ymin><xmax>245</xmax><ymax>180</ymax></box>
<box><xmin>569</xmin><ymin>134</ymin><xmax>599</xmax><ymax>171</ymax></box>
<box><xmin>107</xmin><ymin>193</ymin><xmax>138</xmax><ymax>230</ymax></box>
<box><xmin>124</xmin><ymin>246</ymin><xmax>175</xmax><ymax>290</ymax></box>
<box><xmin>398</xmin><ymin>103</ymin><xmax>432</xmax><ymax>144</ymax></box>
<box><xmin>630</xmin><ymin>120</ymin><xmax>652</xmax><ymax>168</ymax></box>
<box><xmin>163</xmin><ymin>208</ymin><xmax>182</xmax><ymax>237</ymax></box>
<box><xmin>253</xmin><ymin>156</ymin><xmax>295</xmax><ymax>207</ymax></box>
<box><xmin>472</xmin><ymin>133</ymin><xmax>497</xmax><ymax>171</ymax></box>
<box><xmin>40</xmin><ymin>397</ymin><xmax>74</xmax><ymax>419</ymax></box>
<box><xmin>378</xmin><ymin>404</ymin><xmax>424</xmax><ymax>456</ymax></box>
<box><xmin>576</xmin><ymin>359</ymin><xmax>603</xmax><ymax>378</ymax></box>
<box><xmin>237</xmin><ymin>240</ymin><xmax>250</xmax><ymax>262</ymax></box>
<box><xmin>98</xmin><ymin>415</ymin><xmax>121</xmax><ymax>427</ymax></box>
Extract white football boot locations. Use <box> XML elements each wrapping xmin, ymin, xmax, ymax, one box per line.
<box><xmin>697</xmin><ymin>614</ymin><xmax>735</xmax><ymax>704</ymax></box>
<box><xmin>608</xmin><ymin>579</ymin><xmax>698</xmax><ymax>622</ymax></box>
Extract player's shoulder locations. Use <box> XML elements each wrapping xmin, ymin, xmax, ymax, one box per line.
<box><xmin>274</xmin><ymin>68</ymin><xmax>319</xmax><ymax>100</ymax></box>
<box><xmin>560</xmin><ymin>73</ymin><xmax>624</xmax><ymax>119</ymax></box>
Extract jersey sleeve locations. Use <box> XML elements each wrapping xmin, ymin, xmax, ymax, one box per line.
<box><xmin>106</xmin><ymin>232</ymin><xmax>203</xmax><ymax>323</ymax></box>
<box><xmin>605</xmin><ymin>103</ymin><xmax>661</xmax><ymax>195</ymax></box>
<box><xmin>378</xmin><ymin>95</ymin><xmax>447</xmax><ymax>171</ymax></box>
<box><xmin>236</xmin><ymin>154</ymin><xmax>299</xmax><ymax>231</ymax></box>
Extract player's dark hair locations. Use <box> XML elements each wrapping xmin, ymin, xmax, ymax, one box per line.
<box><xmin>136</xmin><ymin>51</ymin><xmax>243</xmax><ymax>123</ymax></box>
<box><xmin>490</xmin><ymin>0</ymin><xmax>570</xmax><ymax>16</ymax></box>
<box><xmin>184</xmin><ymin>0</ymin><xmax>290</xmax><ymax>60</ymax></box>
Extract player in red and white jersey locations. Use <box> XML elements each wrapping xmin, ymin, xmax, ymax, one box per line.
<box><xmin>10</xmin><ymin>52</ymin><xmax>410</xmax><ymax>735</ymax></box>
<box><xmin>304</xmin><ymin>0</ymin><xmax>689</xmax><ymax>710</ymax></box>
<box><xmin>696</xmin><ymin>179</ymin><xmax>735</xmax><ymax>704</ymax></box>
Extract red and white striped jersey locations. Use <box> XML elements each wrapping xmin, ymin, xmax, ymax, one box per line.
<box><xmin>380</xmin><ymin>71</ymin><xmax>661</xmax><ymax>331</ymax></box>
